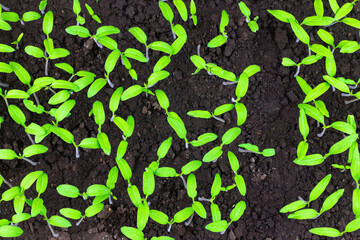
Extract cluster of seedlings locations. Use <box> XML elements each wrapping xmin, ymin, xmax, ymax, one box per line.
<box><xmin>0</xmin><ymin>0</ymin><xmax>276</xmax><ymax>239</ymax></box>
<box><xmin>270</xmin><ymin>0</ymin><xmax>360</xmax><ymax>237</ymax></box>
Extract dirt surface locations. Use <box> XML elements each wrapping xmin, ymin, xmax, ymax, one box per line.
<box><xmin>1</xmin><ymin>0</ymin><xmax>360</xmax><ymax>239</ymax></box>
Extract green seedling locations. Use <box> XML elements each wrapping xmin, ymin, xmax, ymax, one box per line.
<box><xmin>73</xmin><ymin>0</ymin><xmax>85</xmax><ymax>25</ymax></box>
<box><xmin>128</xmin><ymin>27</ymin><xmax>150</xmax><ymax>60</ymax></box>
<box><xmin>159</xmin><ymin>1</ymin><xmax>176</xmax><ymax>39</ymax></box>
<box><xmin>55</xmin><ymin>63</ymin><xmax>96</xmax><ymax>82</ymax></box>
<box><xmin>189</xmin><ymin>132</ymin><xmax>218</xmax><ymax>147</ymax></box>
<box><xmin>66</xmin><ymin>25</ymin><xmax>120</xmax><ymax>50</ymax></box>
<box><xmin>60</xmin><ymin>204</ymin><xmax>104</xmax><ymax>226</ymax></box>
<box><xmin>57</xmin><ymin>184</ymin><xmax>88</xmax><ymax>200</ymax></box>
<box><xmin>228</xmin><ymin>151</ymin><xmax>246</xmax><ymax>196</ymax></box>
<box><xmin>188</xmin><ymin>103</ymin><xmax>234</xmax><ymax>123</ymax></box>
<box><xmin>238</xmin><ymin>143</ymin><xmax>275</xmax><ymax>157</ymax></box>
<box><xmin>282</xmin><ymin>55</ymin><xmax>322</xmax><ymax>78</ymax></box>
<box><xmin>50</xmin><ymin>126</ymin><xmax>82</xmax><ymax>158</ymax></box>
<box><xmin>113</xmin><ymin>115</ymin><xmax>135</xmax><ymax>140</ymax></box>
<box><xmin>239</xmin><ymin>1</ymin><xmax>259</xmax><ymax>33</ymax></box>
<box><xmin>0</xmin><ymin>10</ymin><xmax>41</xmax><ymax>25</ymax></box>
<box><xmin>309</xmin><ymin>217</ymin><xmax>360</xmax><ymax>238</ymax></box>
<box><xmin>207</xmin><ymin>10</ymin><xmax>229</xmax><ymax>48</ymax></box>
<box><xmin>39</xmin><ymin>0</ymin><xmax>48</xmax><ymax>14</ymax></box>
<box><xmin>11</xmin><ymin>32</ymin><xmax>23</xmax><ymax>50</ymax></box>
<box><xmin>173</xmin><ymin>0</ymin><xmax>188</xmax><ymax>22</ymax></box>
<box><xmin>0</xmin><ymin>87</ymin><xmax>30</xmax><ymax>107</ymax></box>
<box><xmin>85</xmin><ymin>4</ymin><xmax>101</xmax><ymax>23</ymax></box>
<box><xmin>190</xmin><ymin>0</ymin><xmax>197</xmax><ymax>26</ymax></box>
<box><xmin>203</xmin><ymin>127</ymin><xmax>241</xmax><ymax>163</ymax></box>
<box><xmin>0</xmin><ymin>6</ymin><xmax>12</xmax><ymax>31</ymax></box>
<box><xmin>0</xmin><ymin>225</ymin><xmax>23</xmax><ymax>238</ymax></box>
<box><xmin>0</xmin><ymin>144</ymin><xmax>48</xmax><ymax>166</ymax></box>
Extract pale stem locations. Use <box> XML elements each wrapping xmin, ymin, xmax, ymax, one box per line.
<box><xmin>122</xmin><ymin>135</ymin><xmax>126</xmax><ymax>140</ymax></box>
<box><xmin>93</xmin><ymin>38</ymin><xmax>103</xmax><ymax>48</ymax></box>
<box><xmin>22</xmin><ymin>157</ymin><xmax>37</xmax><ymax>166</ymax></box>
<box><xmin>45</xmin><ymin>58</ymin><xmax>49</xmax><ymax>76</ymax></box>
<box><xmin>212</xmin><ymin>116</ymin><xmax>225</xmax><ymax>123</ymax></box>
<box><xmin>167</xmin><ymin>224</ymin><xmax>172</xmax><ymax>232</ymax></box>
<box><xmin>308</xmin><ymin>46</ymin><xmax>311</xmax><ymax>56</ymax></box>
<box><xmin>197</xmin><ymin>44</ymin><xmax>201</xmax><ymax>56</ymax></box>
<box><xmin>324</xmin><ymin>22</ymin><xmax>336</xmax><ymax>27</ymax></box>
<box><xmin>0</xmin><ymin>4</ymin><xmax>10</xmax><ymax>11</ymax></box>
<box><xmin>0</xmin><ymin>83</ymin><xmax>9</xmax><ymax>88</ymax></box>
<box><xmin>20</xmin><ymin>20</ymin><xmax>24</xmax><ymax>26</ymax></box>
<box><xmin>107</xmin><ymin>78</ymin><xmax>114</xmax><ymax>88</ymax></box>
<box><xmin>207</xmin><ymin>71</ymin><xmax>214</xmax><ymax>76</ymax></box>
<box><xmin>75</xmin><ymin>147</ymin><xmax>80</xmax><ymax>158</ymax></box>
<box><xmin>0</xmin><ymin>175</ymin><xmax>13</xmax><ymax>188</ymax></box>
<box><xmin>147</xmin><ymin>201</ymin><xmax>151</xmax><ymax>206</ymax></box>
<box><xmin>331</xmin><ymin>48</ymin><xmax>335</xmax><ymax>54</ymax></box>
<box><xmin>238</xmin><ymin>148</ymin><xmax>257</xmax><ymax>154</ymax></box>
<box><xmin>345</xmin><ymin>98</ymin><xmax>360</xmax><ymax>104</ymax></box>
<box><xmin>47</xmin><ymin>221</ymin><xmax>59</xmax><ymax>238</ymax></box>
<box><xmin>349</xmin><ymin>85</ymin><xmax>357</xmax><ymax>90</ymax></box>
<box><xmin>231</xmin><ymin>97</ymin><xmax>237</xmax><ymax>103</ymax></box>
<box><xmin>341</xmin><ymin>93</ymin><xmax>351</xmax><ymax>97</ymax></box>
<box><xmin>110</xmin><ymin>116</ymin><xmax>114</xmax><ymax>122</ymax></box>
<box><xmin>212</xmin><ymin>158</ymin><xmax>218</xmax><ymax>163</ymax></box>
<box><xmin>76</xmin><ymin>21</ymin><xmax>79</xmax><ymax>26</ymax></box>
<box><xmin>179</xmin><ymin>175</ymin><xmax>187</xmax><ymax>189</ymax></box>
<box><xmin>171</xmin><ymin>28</ymin><xmax>177</xmax><ymax>40</ymax></box>
<box><xmin>185</xmin><ymin>141</ymin><xmax>189</xmax><ymax>149</ymax></box>
<box><xmin>220</xmin><ymin>228</ymin><xmax>227</xmax><ymax>235</ymax></box>
<box><xmin>75</xmin><ymin>217</ymin><xmax>84</xmax><ymax>226</ymax></box>
<box><xmin>49</xmin><ymin>88</ymin><xmax>57</xmax><ymax>95</ymax></box>
<box><xmin>82</xmin><ymin>194</ymin><xmax>87</xmax><ymax>200</ymax></box>
<box><xmin>41</xmin><ymin>5</ymin><xmax>46</xmax><ymax>14</ymax></box>
<box><xmin>296</xmin><ymin>38</ymin><xmax>300</xmax><ymax>43</ymax></box>
<box><xmin>108</xmin><ymin>196</ymin><xmax>113</xmax><ymax>205</ymax></box>
<box><xmin>222</xmin><ymin>81</ymin><xmax>237</xmax><ymax>86</ymax></box>
<box><xmin>317</xmin><ymin>128</ymin><xmax>326</xmax><ymax>138</ymax></box>
<box><xmin>16</xmin><ymin>43</ymin><xmax>19</xmax><ymax>50</ymax></box>
<box><xmin>33</xmin><ymin>93</ymin><xmax>41</xmax><ymax>106</ymax></box>
<box><xmin>198</xmin><ymin>197</ymin><xmax>211</xmax><ymax>202</ymax></box>
<box><xmin>68</xmin><ymin>74</ymin><xmax>75</xmax><ymax>82</ymax></box>
<box><xmin>3</xmin><ymin>98</ymin><xmax>9</xmax><ymax>108</ymax></box>
<box><xmin>184</xmin><ymin>213</ymin><xmax>194</xmax><ymax>226</ymax></box>
<box><xmin>332</xmin><ymin>85</ymin><xmax>335</xmax><ymax>92</ymax></box>
<box><xmin>120</xmin><ymin>54</ymin><xmax>124</xmax><ymax>65</ymax></box>
<box><xmin>145</xmin><ymin>47</ymin><xmax>149</xmax><ymax>60</ymax></box>
<box><xmin>294</xmin><ymin>65</ymin><xmax>301</xmax><ymax>78</ymax></box>
<box><xmin>148</xmin><ymin>82</ymin><xmax>157</xmax><ymax>88</ymax></box>
<box><xmin>26</xmin><ymin>132</ymin><xmax>35</xmax><ymax>145</ymax></box>
<box><xmin>245</xmin><ymin>18</ymin><xmax>249</xmax><ymax>23</ymax></box>
<box><xmin>298</xmin><ymin>196</ymin><xmax>307</xmax><ymax>203</ymax></box>
<box><xmin>317</xmin><ymin>121</ymin><xmax>320</xmax><ymax>128</ymax></box>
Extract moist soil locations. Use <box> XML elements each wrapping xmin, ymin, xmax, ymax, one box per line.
<box><xmin>1</xmin><ymin>0</ymin><xmax>360</xmax><ymax>239</ymax></box>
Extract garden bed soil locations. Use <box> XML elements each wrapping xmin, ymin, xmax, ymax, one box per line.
<box><xmin>1</xmin><ymin>0</ymin><xmax>360</xmax><ymax>239</ymax></box>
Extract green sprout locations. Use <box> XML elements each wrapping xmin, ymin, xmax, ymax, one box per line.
<box><xmin>73</xmin><ymin>0</ymin><xmax>85</xmax><ymax>25</ymax></box>
<box><xmin>190</xmin><ymin>0</ymin><xmax>197</xmax><ymax>26</ymax></box>
<box><xmin>85</xmin><ymin>3</ymin><xmax>101</xmax><ymax>23</ymax></box>
<box><xmin>0</xmin><ymin>10</ymin><xmax>41</xmax><ymax>25</ymax></box>
<box><xmin>239</xmin><ymin>1</ymin><xmax>259</xmax><ymax>33</ymax></box>
<box><xmin>207</xmin><ymin>10</ymin><xmax>229</xmax><ymax>48</ymax></box>
<box><xmin>238</xmin><ymin>143</ymin><xmax>275</xmax><ymax>157</ymax></box>
<box><xmin>11</xmin><ymin>32</ymin><xmax>23</xmax><ymax>50</ymax></box>
<box><xmin>187</xmin><ymin>103</ymin><xmax>234</xmax><ymax>123</ymax></box>
<box><xmin>39</xmin><ymin>0</ymin><xmax>48</xmax><ymax>14</ymax></box>
<box><xmin>159</xmin><ymin>1</ymin><xmax>176</xmax><ymax>39</ymax></box>
<box><xmin>0</xmin><ymin>144</ymin><xmax>48</xmax><ymax>165</ymax></box>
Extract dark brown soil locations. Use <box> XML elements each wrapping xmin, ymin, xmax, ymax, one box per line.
<box><xmin>1</xmin><ymin>0</ymin><xmax>360</xmax><ymax>239</ymax></box>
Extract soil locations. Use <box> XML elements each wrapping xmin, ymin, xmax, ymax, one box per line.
<box><xmin>1</xmin><ymin>0</ymin><xmax>360</xmax><ymax>239</ymax></box>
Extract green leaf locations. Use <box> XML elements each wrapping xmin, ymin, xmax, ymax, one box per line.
<box><xmin>155</xmin><ymin>89</ymin><xmax>169</xmax><ymax>111</ymax></box>
<box><xmin>227</xmin><ymin>151</ymin><xmax>239</xmax><ymax>173</ymax></box>
<box><xmin>190</xmin><ymin>133</ymin><xmax>217</xmax><ymax>147</ymax></box>
<box><xmin>236</xmin><ymin>73</ymin><xmax>249</xmax><ymax>98</ymax></box>
<box><xmin>148</xmin><ymin>71</ymin><xmax>170</xmax><ymax>87</ymax></box>
<box><xmin>8</xmin><ymin>105</ymin><xmax>26</xmax><ymax>126</ymax></box>
<box><xmin>309</xmin><ymin>174</ymin><xmax>331</xmax><ymax>203</ymax></box>
<box><xmin>96</xmin><ymin>36</ymin><xmax>118</xmax><ymax>50</ymax></box>
<box><xmin>210</xmin><ymin>203</ymin><xmax>221</xmax><ymax>222</ymax></box>
<box><xmin>0</xmin><ymin>149</ymin><xmax>17</xmax><ymax>160</ymax></box>
<box><xmin>157</xmin><ymin>137</ymin><xmax>172</xmax><ymax>159</ymax></box>
<box><xmin>192</xmin><ymin>201</ymin><xmax>206</xmax><ymax>218</ymax></box>
<box><xmin>48</xmin><ymin>90</ymin><xmax>70</xmax><ymax>105</ymax></box>
<box><xmin>23</xmin><ymin>144</ymin><xmax>48</xmax><ymax>157</ymax></box>
<box><xmin>203</xmin><ymin>146</ymin><xmax>223</xmax><ymax>163</ymax></box>
<box><xmin>298</xmin><ymin>103</ymin><xmax>324</xmax><ymax>125</ymax></box>
<box><xmin>43</xmin><ymin>11</ymin><xmax>53</xmax><ymax>35</ymax></box>
<box><xmin>300</xmin><ymin>55</ymin><xmax>322</xmax><ymax>65</ymax></box>
<box><xmin>1</xmin><ymin>186</ymin><xmax>21</xmax><ymax>201</ymax></box>
<box><xmin>239</xmin><ymin>2</ymin><xmax>251</xmax><ymax>17</ymax></box>
<box><xmin>129</xmin><ymin>27</ymin><xmax>147</xmax><ymax>44</ymax></box>
<box><xmin>116</xmin><ymin>158</ymin><xmax>132</xmax><ymax>181</ymax></box>
<box><xmin>86</xmin><ymin>184</ymin><xmax>110</xmax><ymax>197</ymax></box>
<box><xmin>297</xmin><ymin>141</ymin><xmax>309</xmax><ymax>159</ymax></box>
<box><xmin>121</xmin><ymin>85</ymin><xmax>145</xmax><ymax>101</ymax></box>
<box><xmin>320</xmin><ymin>189</ymin><xmax>344</xmax><ymax>213</ymax></box>
<box><xmin>150</xmin><ymin>210</ymin><xmax>169</xmax><ymax>225</ymax></box>
<box><xmin>344</xmin><ymin>217</ymin><xmax>360</xmax><ymax>233</ymax></box>
<box><xmin>187</xmin><ymin>173</ymin><xmax>197</xmax><ymax>199</ymax></box>
<box><xmin>173</xmin><ymin>0</ymin><xmax>188</xmax><ymax>21</ymax></box>
<box><xmin>48</xmin><ymin>215</ymin><xmax>71</xmax><ymax>228</ymax></box>
<box><xmin>12</xmin><ymin>212</ymin><xmax>31</xmax><ymax>223</ymax></box>
<box><xmin>267</xmin><ymin>10</ymin><xmax>296</xmax><ymax>23</ymax></box>
<box><xmin>167</xmin><ymin>112</ymin><xmax>187</xmax><ymax>140</ymax></box>
<box><xmin>1</xmin><ymin>12</ymin><xmax>19</xmax><ymax>22</ymax></box>
<box><xmin>326</xmin><ymin>134</ymin><xmax>358</xmax><ymax>157</ymax></box>
<box><xmin>79</xmin><ymin>138</ymin><xmax>100</xmax><ymax>149</ymax></box>
<box><xmin>288</xmin><ymin>209</ymin><xmax>319</xmax><ymax>219</ymax></box>
<box><xmin>124</xmin><ymin>48</ymin><xmax>148</xmax><ymax>63</ymax></box>
<box><xmin>309</xmin><ymin>228</ymin><xmax>340</xmax><ymax>237</ymax></box>
<box><xmin>234</xmin><ymin>174</ymin><xmax>246</xmax><ymax>196</ymax></box>
<box><xmin>219</xmin><ymin>10</ymin><xmax>229</xmax><ymax>33</ymax></box>
<box><xmin>214</xmin><ymin>104</ymin><xmax>234</xmax><ymax>116</ymax></box>
<box><xmin>299</xmin><ymin>108</ymin><xmax>309</xmax><ymax>140</ymax></box>
<box><xmin>60</xmin><ymin>208</ymin><xmax>82</xmax><ymax>220</ymax></box>
<box><xmin>207</xmin><ymin>35</ymin><xmax>227</xmax><ymax>48</ymax></box>
<box><xmin>181</xmin><ymin>160</ymin><xmax>202</xmax><ymax>175</ymax></box>
<box><xmin>222</xmin><ymin>127</ymin><xmax>241</xmax><ymax>145</ymax></box>
<box><xmin>282</xmin><ymin>58</ymin><xmax>297</xmax><ymax>67</ymax></box>
<box><xmin>351</xmin><ymin>143</ymin><xmax>360</xmax><ymax>183</ymax></box>
<box><xmin>143</xmin><ymin>170</ymin><xmax>155</xmax><ymax>196</ymax></box>
<box><xmin>87</xmin><ymin>78</ymin><xmax>106</xmax><ymax>98</ymax></box>
<box><xmin>121</xmin><ymin>226</ymin><xmax>144</xmax><ymax>240</ymax></box>
<box><xmin>235</xmin><ymin>102</ymin><xmax>247</xmax><ymax>126</ymax></box>
<box><xmin>325</xmin><ymin>57</ymin><xmax>336</xmax><ymax>77</ymax></box>
<box><xmin>340</xmin><ymin>41</ymin><xmax>360</xmax><ymax>53</ymax></box>
<box><xmin>109</xmin><ymin>87</ymin><xmax>123</xmax><ymax>114</ymax></box>
<box><xmin>205</xmin><ymin>220</ymin><xmax>228</xmax><ymax>233</ymax></box>
<box><xmin>314</xmin><ymin>100</ymin><xmax>329</xmax><ymax>118</ymax></box>
<box><xmin>0</xmin><ymin>225</ymin><xmax>23</xmax><ymax>237</ymax></box>
<box><xmin>0</xmin><ymin>62</ymin><xmax>13</xmax><ymax>73</ymax></box>
<box><xmin>154</xmin><ymin>167</ymin><xmax>177</xmax><ymax>177</ymax></box>
<box><xmin>280</xmin><ymin>200</ymin><xmax>307</xmax><ymax>213</ymax></box>
<box><xmin>173</xmin><ymin>207</ymin><xmax>194</xmax><ymax>223</ymax></box>
<box><xmin>211</xmin><ymin>173</ymin><xmax>221</xmax><ymax>198</ymax></box>
<box><xmin>334</xmin><ymin>3</ymin><xmax>353</xmax><ymax>21</ymax></box>
<box><xmin>323</xmin><ymin>75</ymin><xmax>349</xmax><ymax>93</ymax></box>
<box><xmin>262</xmin><ymin>148</ymin><xmax>275</xmax><ymax>157</ymax></box>
<box><xmin>0</xmin><ymin>43</ymin><xmax>15</xmax><ymax>53</ymax></box>
<box><xmin>341</xmin><ymin>17</ymin><xmax>360</xmax><ymax>29</ymax></box>
<box><xmin>36</xmin><ymin>173</ymin><xmax>48</xmax><ymax>195</ymax></box>
<box><xmin>92</xmin><ymin>101</ymin><xmax>105</xmax><ymax>128</ymax></box>
<box><xmin>159</xmin><ymin>1</ymin><xmax>174</xmax><ymax>23</ymax></box>
<box><xmin>95</xmin><ymin>26</ymin><xmax>120</xmax><ymax>37</ymax></box>
<box><xmin>106</xmin><ymin>166</ymin><xmax>119</xmax><ymax>190</ymax></box>
<box><xmin>296</xmin><ymin>76</ymin><xmax>312</xmax><ymax>95</ymax></box>
<box><xmin>97</xmin><ymin>132</ymin><xmax>111</xmax><ymax>155</ymax></box>
<box><xmin>289</xmin><ymin>19</ymin><xmax>310</xmax><ymax>45</ymax></box>
<box><xmin>154</xmin><ymin>56</ymin><xmax>171</xmax><ymax>72</ymax></box>
<box><xmin>127</xmin><ymin>185</ymin><xmax>141</xmax><ymax>207</ymax></box>
<box><xmin>330</xmin><ymin>121</ymin><xmax>356</xmax><ymax>135</ymax></box>
<box><xmin>294</xmin><ymin>154</ymin><xmax>325</xmax><ymax>166</ymax></box>
<box><xmin>9</xmin><ymin>62</ymin><xmax>31</xmax><ymax>85</ymax></box>
<box><xmin>0</xmin><ymin>19</ymin><xmax>12</xmax><ymax>31</ymax></box>
<box><xmin>149</xmin><ymin>41</ymin><xmax>173</xmax><ymax>55</ymax></box>
<box><xmin>113</xmin><ymin>116</ymin><xmax>131</xmax><ymax>137</ymax></box>
<box><xmin>230</xmin><ymin>201</ymin><xmax>246</xmax><ymax>222</ymax></box>
<box><xmin>317</xmin><ymin>29</ymin><xmax>334</xmax><ymax>46</ymax></box>
<box><xmin>49</xmin><ymin>48</ymin><xmax>70</xmax><ymax>59</ymax></box>
<box><xmin>65</xmin><ymin>26</ymin><xmax>91</xmax><ymax>38</ymax></box>
<box><xmin>51</xmin><ymin>80</ymin><xmax>77</xmax><ymax>90</ymax></box>
<box><xmin>31</xmin><ymin>197</ymin><xmax>44</xmax><ymax>217</ymax></box>
<box><xmin>137</xmin><ymin>203</ymin><xmax>150</xmax><ymax>231</ymax></box>
<box><xmin>187</xmin><ymin>110</ymin><xmax>212</xmax><ymax>119</ymax></box>
<box><xmin>22</xmin><ymin>11</ymin><xmax>41</xmax><ymax>22</ymax></box>
<box><xmin>55</xmin><ymin>99</ymin><xmax>76</xmax><ymax>123</ymax></box>
<box><xmin>310</xmin><ymin>44</ymin><xmax>333</xmax><ymax>58</ymax></box>
<box><xmin>21</xmin><ymin>171</ymin><xmax>43</xmax><ymax>190</ymax></box>
<box><xmin>329</xmin><ymin>0</ymin><xmax>339</xmax><ymax>14</ymax></box>
<box><xmin>50</xmin><ymin>126</ymin><xmax>74</xmax><ymax>144</ymax></box>
<box><xmin>190</xmin><ymin>55</ymin><xmax>206</xmax><ymax>70</ymax></box>
<box><xmin>73</xmin><ymin>0</ymin><xmax>81</xmax><ymax>14</ymax></box>
<box><xmin>302</xmin><ymin>16</ymin><xmax>335</xmax><ymax>26</ymax></box>
<box><xmin>314</xmin><ymin>0</ymin><xmax>324</xmax><ymax>17</ymax></box>
<box><xmin>85</xmin><ymin>203</ymin><xmax>104</xmax><ymax>217</ymax></box>
<box><xmin>116</xmin><ymin>140</ymin><xmax>128</xmax><ymax>160</ymax></box>
<box><xmin>238</xmin><ymin>143</ymin><xmax>259</xmax><ymax>153</ymax></box>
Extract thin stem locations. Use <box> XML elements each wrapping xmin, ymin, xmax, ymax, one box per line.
<box><xmin>49</xmin><ymin>88</ymin><xmax>57</xmax><ymax>95</ymax></box>
<box><xmin>308</xmin><ymin>46</ymin><xmax>311</xmax><ymax>57</ymax></box>
<box><xmin>16</xmin><ymin>43</ymin><xmax>19</xmax><ymax>50</ymax></box>
<box><xmin>171</xmin><ymin>28</ymin><xmax>177</xmax><ymax>40</ymax></box>
<box><xmin>3</xmin><ymin>98</ymin><xmax>9</xmax><ymax>108</ymax></box>
<box><xmin>349</xmin><ymin>84</ymin><xmax>357</xmax><ymax>90</ymax></box>
<box><xmin>167</xmin><ymin>224</ymin><xmax>172</xmax><ymax>232</ymax></box>
<box><xmin>185</xmin><ymin>141</ymin><xmax>189</xmax><ymax>149</ymax></box>
<box><xmin>0</xmin><ymin>4</ymin><xmax>10</xmax><ymax>11</ymax></box>
<box><xmin>93</xmin><ymin>38</ymin><xmax>103</xmax><ymax>48</ymax></box>
<box><xmin>212</xmin><ymin>158</ymin><xmax>218</xmax><ymax>163</ymax></box>
<box><xmin>296</xmin><ymin>38</ymin><xmax>300</xmax><ymax>43</ymax></box>
<box><xmin>110</xmin><ymin>116</ymin><xmax>114</xmax><ymax>122</ymax></box>
<box><xmin>184</xmin><ymin>213</ymin><xmax>194</xmax><ymax>226</ymax></box>
<box><xmin>41</xmin><ymin>5</ymin><xmax>46</xmax><ymax>14</ymax></box>
<box><xmin>220</xmin><ymin>228</ymin><xmax>227</xmax><ymax>235</ymax></box>
<box><xmin>22</xmin><ymin>157</ymin><xmax>38</xmax><ymax>166</ymax></box>
<box><xmin>298</xmin><ymin>196</ymin><xmax>308</xmax><ymax>203</ymax></box>
<box><xmin>317</xmin><ymin>128</ymin><xmax>326</xmax><ymax>138</ymax></box>
<box><xmin>212</xmin><ymin>116</ymin><xmax>225</xmax><ymax>123</ymax></box>
<box><xmin>107</xmin><ymin>78</ymin><xmax>114</xmax><ymax>88</ymax></box>
<box><xmin>345</xmin><ymin>98</ymin><xmax>360</xmax><ymax>104</ymax></box>
<box><xmin>238</xmin><ymin>148</ymin><xmax>257</xmax><ymax>154</ymax></box>
<box><xmin>26</xmin><ymin>132</ymin><xmax>35</xmax><ymax>145</ymax></box>
<box><xmin>198</xmin><ymin>197</ymin><xmax>211</xmax><ymax>202</ymax></box>
<box><xmin>145</xmin><ymin>47</ymin><xmax>149</xmax><ymax>61</ymax></box>
<box><xmin>222</xmin><ymin>81</ymin><xmax>237</xmax><ymax>86</ymax></box>
<box><xmin>108</xmin><ymin>196</ymin><xmax>113</xmax><ymax>205</ymax></box>
<box><xmin>68</xmin><ymin>74</ymin><xmax>75</xmax><ymax>82</ymax></box>
<box><xmin>0</xmin><ymin>175</ymin><xmax>13</xmax><ymax>188</ymax></box>
<box><xmin>0</xmin><ymin>82</ymin><xmax>9</xmax><ymax>87</ymax></box>
<box><xmin>45</xmin><ymin>58</ymin><xmax>49</xmax><ymax>76</ymax></box>
<box><xmin>207</xmin><ymin>71</ymin><xmax>214</xmax><ymax>76</ymax></box>
<box><xmin>294</xmin><ymin>65</ymin><xmax>301</xmax><ymax>78</ymax></box>
<box><xmin>231</xmin><ymin>97</ymin><xmax>237</xmax><ymax>103</ymax></box>
<box><xmin>47</xmin><ymin>221</ymin><xmax>59</xmax><ymax>238</ymax></box>
<box><xmin>179</xmin><ymin>175</ymin><xmax>187</xmax><ymax>189</ymax></box>
<box><xmin>324</xmin><ymin>22</ymin><xmax>336</xmax><ymax>27</ymax></box>
<box><xmin>20</xmin><ymin>20</ymin><xmax>24</xmax><ymax>26</ymax></box>
<box><xmin>75</xmin><ymin>217</ymin><xmax>84</xmax><ymax>226</ymax></box>
<box><xmin>33</xmin><ymin>93</ymin><xmax>41</xmax><ymax>106</ymax></box>
<box><xmin>75</xmin><ymin>147</ymin><xmax>80</xmax><ymax>158</ymax></box>
<box><xmin>332</xmin><ymin>85</ymin><xmax>335</xmax><ymax>92</ymax></box>
<box><xmin>76</xmin><ymin>21</ymin><xmax>79</xmax><ymax>26</ymax></box>
<box><xmin>197</xmin><ymin>44</ymin><xmax>201</xmax><ymax>56</ymax></box>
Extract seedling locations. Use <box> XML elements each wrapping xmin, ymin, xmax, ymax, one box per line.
<box><xmin>0</xmin><ymin>87</ymin><xmax>30</xmax><ymax>107</ymax></box>
<box><xmin>85</xmin><ymin>4</ymin><xmax>101</xmax><ymax>23</ymax></box>
<box><xmin>0</xmin><ymin>144</ymin><xmax>48</xmax><ymax>165</ymax></box>
<box><xmin>113</xmin><ymin>115</ymin><xmax>135</xmax><ymax>140</ymax></box>
<box><xmin>228</xmin><ymin>151</ymin><xmax>246</xmax><ymax>196</ymax></box>
<box><xmin>11</xmin><ymin>32</ymin><xmax>23</xmax><ymax>50</ymax></box>
<box><xmin>207</xmin><ymin>10</ymin><xmax>229</xmax><ymax>48</ymax></box>
<box><xmin>159</xmin><ymin>1</ymin><xmax>176</xmax><ymax>39</ymax></box>
<box><xmin>73</xmin><ymin>0</ymin><xmax>85</xmax><ymax>25</ymax></box>
<box><xmin>282</xmin><ymin>55</ymin><xmax>322</xmax><ymax>78</ymax></box>
<box><xmin>239</xmin><ymin>1</ymin><xmax>259</xmax><ymax>33</ymax></box>
<box><xmin>187</xmin><ymin>103</ymin><xmax>234</xmax><ymax>123</ymax></box>
<box><xmin>128</xmin><ymin>27</ymin><xmax>150</xmax><ymax>60</ymax></box>
<box><xmin>0</xmin><ymin>10</ymin><xmax>41</xmax><ymax>25</ymax></box>
<box><xmin>39</xmin><ymin>0</ymin><xmax>48</xmax><ymax>14</ymax></box>
<box><xmin>0</xmin><ymin>6</ymin><xmax>12</xmax><ymax>31</ymax></box>
<box><xmin>238</xmin><ymin>143</ymin><xmax>275</xmax><ymax>157</ymax></box>
<box><xmin>190</xmin><ymin>0</ymin><xmax>197</xmax><ymax>26</ymax></box>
